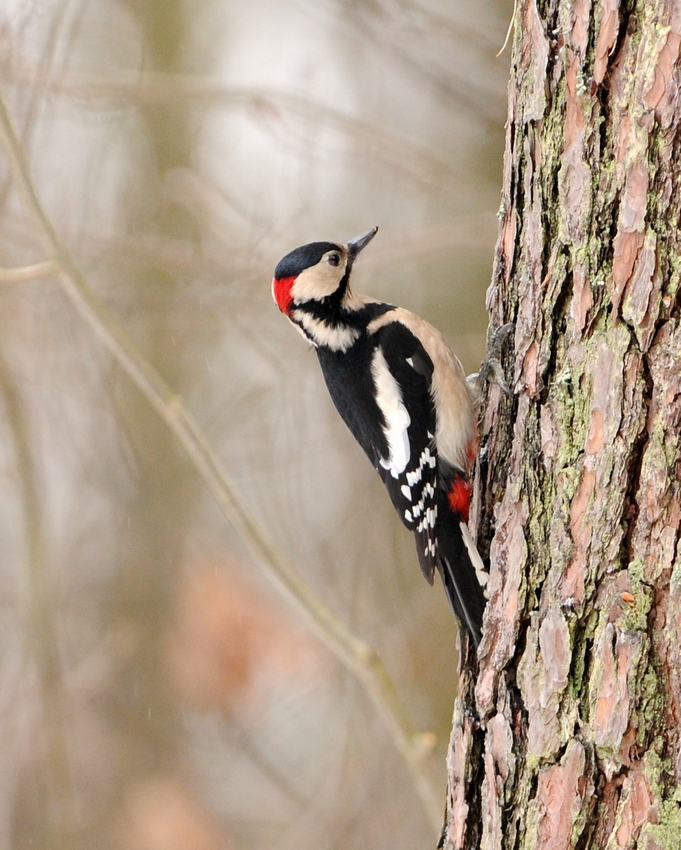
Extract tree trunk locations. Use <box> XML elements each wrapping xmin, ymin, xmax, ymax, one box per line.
<box><xmin>443</xmin><ymin>1</ymin><xmax>681</xmax><ymax>848</ymax></box>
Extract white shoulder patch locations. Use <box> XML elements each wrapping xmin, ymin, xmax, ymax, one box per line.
<box><xmin>368</xmin><ymin>307</ymin><xmax>474</xmax><ymax>471</ymax></box>
<box><xmin>371</xmin><ymin>347</ymin><xmax>411</xmax><ymax>478</ymax></box>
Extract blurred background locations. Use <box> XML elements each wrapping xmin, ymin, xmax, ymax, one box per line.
<box><xmin>0</xmin><ymin>1</ymin><xmax>509</xmax><ymax>848</ymax></box>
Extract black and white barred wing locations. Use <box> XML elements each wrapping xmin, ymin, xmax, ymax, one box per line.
<box><xmin>369</xmin><ymin>322</ymin><xmax>440</xmax><ymax>584</ymax></box>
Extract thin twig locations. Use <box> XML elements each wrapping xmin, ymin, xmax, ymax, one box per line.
<box><xmin>0</xmin><ymin>260</ymin><xmax>60</xmax><ymax>282</ymax></box>
<box><xmin>0</xmin><ymin>88</ymin><xmax>442</xmax><ymax>831</ymax></box>
<box><xmin>4</xmin><ymin>61</ymin><xmax>462</xmax><ymax>186</ymax></box>
<box><xmin>496</xmin><ymin>0</ymin><xmax>519</xmax><ymax>57</ymax></box>
<box><xmin>0</xmin><ymin>350</ymin><xmax>77</xmax><ymax>838</ymax></box>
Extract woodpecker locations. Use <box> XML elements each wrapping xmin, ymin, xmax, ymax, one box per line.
<box><xmin>272</xmin><ymin>226</ymin><xmax>488</xmax><ymax>646</ymax></box>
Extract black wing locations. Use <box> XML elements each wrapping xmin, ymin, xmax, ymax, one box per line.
<box><xmin>316</xmin><ymin>316</ymin><xmax>487</xmax><ymax>644</ymax></box>
<box><xmin>370</xmin><ymin>320</ymin><xmax>440</xmax><ymax>584</ymax></box>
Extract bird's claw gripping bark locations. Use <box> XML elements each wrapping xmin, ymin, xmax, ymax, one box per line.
<box><xmin>467</xmin><ymin>322</ymin><xmax>514</xmax><ymax>396</ymax></box>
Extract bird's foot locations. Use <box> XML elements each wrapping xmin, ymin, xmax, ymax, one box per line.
<box><xmin>467</xmin><ymin>322</ymin><xmax>514</xmax><ymax>396</ymax></box>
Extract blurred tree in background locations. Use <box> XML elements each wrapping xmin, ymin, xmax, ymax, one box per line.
<box><xmin>0</xmin><ymin>1</ymin><xmax>510</xmax><ymax>848</ymax></box>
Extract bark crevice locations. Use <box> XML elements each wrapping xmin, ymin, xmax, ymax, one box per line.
<box><xmin>444</xmin><ymin>0</ymin><xmax>681</xmax><ymax>847</ymax></box>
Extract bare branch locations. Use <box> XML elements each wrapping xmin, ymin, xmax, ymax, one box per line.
<box><xmin>0</xmin><ymin>260</ymin><xmax>60</xmax><ymax>282</ymax></box>
<box><xmin>3</xmin><ymin>61</ymin><xmax>467</xmax><ymax>187</ymax></box>
<box><xmin>0</xmin><ymin>86</ymin><xmax>443</xmax><ymax>832</ymax></box>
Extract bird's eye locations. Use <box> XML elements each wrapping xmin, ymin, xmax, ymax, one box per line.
<box><xmin>327</xmin><ymin>252</ymin><xmax>341</xmax><ymax>267</ymax></box>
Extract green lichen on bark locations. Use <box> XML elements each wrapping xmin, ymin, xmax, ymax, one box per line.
<box><xmin>444</xmin><ymin>0</ymin><xmax>681</xmax><ymax>848</ymax></box>
<box><xmin>638</xmin><ymin>802</ymin><xmax>681</xmax><ymax>850</ymax></box>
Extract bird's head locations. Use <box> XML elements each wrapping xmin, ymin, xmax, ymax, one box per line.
<box><xmin>272</xmin><ymin>226</ymin><xmax>378</xmax><ymax>317</ymax></box>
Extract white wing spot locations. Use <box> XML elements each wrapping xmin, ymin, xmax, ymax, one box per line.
<box><xmin>405</xmin><ymin>509</ymin><xmax>412</xmax><ymax>522</ymax></box>
<box><xmin>406</xmin><ymin>468</ymin><xmax>422</xmax><ymax>486</ymax></box>
<box><xmin>372</xmin><ymin>348</ymin><xmax>411</xmax><ymax>479</ymax></box>
<box><xmin>406</xmin><ymin>357</ymin><xmax>414</xmax><ymax>366</ymax></box>
<box><xmin>401</xmin><ymin>484</ymin><xmax>411</xmax><ymax>500</ymax></box>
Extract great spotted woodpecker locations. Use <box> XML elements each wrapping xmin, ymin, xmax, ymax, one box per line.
<box><xmin>272</xmin><ymin>226</ymin><xmax>488</xmax><ymax>646</ymax></box>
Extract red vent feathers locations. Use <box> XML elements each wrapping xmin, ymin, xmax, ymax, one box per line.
<box><xmin>447</xmin><ymin>478</ymin><xmax>472</xmax><ymax>523</ymax></box>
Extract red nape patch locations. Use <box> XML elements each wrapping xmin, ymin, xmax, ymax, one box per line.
<box><xmin>272</xmin><ymin>276</ymin><xmax>296</xmax><ymax>315</ymax></box>
<box><xmin>448</xmin><ymin>477</ymin><xmax>472</xmax><ymax>522</ymax></box>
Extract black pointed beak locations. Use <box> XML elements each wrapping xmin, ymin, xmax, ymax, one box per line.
<box><xmin>346</xmin><ymin>226</ymin><xmax>379</xmax><ymax>259</ymax></box>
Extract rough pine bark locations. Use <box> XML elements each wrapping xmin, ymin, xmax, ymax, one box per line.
<box><xmin>443</xmin><ymin>1</ymin><xmax>681</xmax><ymax>848</ymax></box>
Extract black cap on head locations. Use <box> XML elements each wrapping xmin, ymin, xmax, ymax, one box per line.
<box><xmin>274</xmin><ymin>241</ymin><xmax>339</xmax><ymax>280</ymax></box>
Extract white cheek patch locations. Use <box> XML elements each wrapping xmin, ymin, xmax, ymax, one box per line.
<box><xmin>292</xmin><ymin>262</ymin><xmax>346</xmax><ymax>301</ymax></box>
<box><xmin>371</xmin><ymin>348</ymin><xmax>411</xmax><ymax>478</ymax></box>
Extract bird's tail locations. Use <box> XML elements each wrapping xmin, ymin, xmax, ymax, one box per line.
<box><xmin>437</xmin><ymin>510</ymin><xmax>488</xmax><ymax>648</ymax></box>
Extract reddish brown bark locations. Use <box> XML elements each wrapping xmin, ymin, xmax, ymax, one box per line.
<box><xmin>443</xmin><ymin>1</ymin><xmax>681</xmax><ymax>848</ymax></box>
